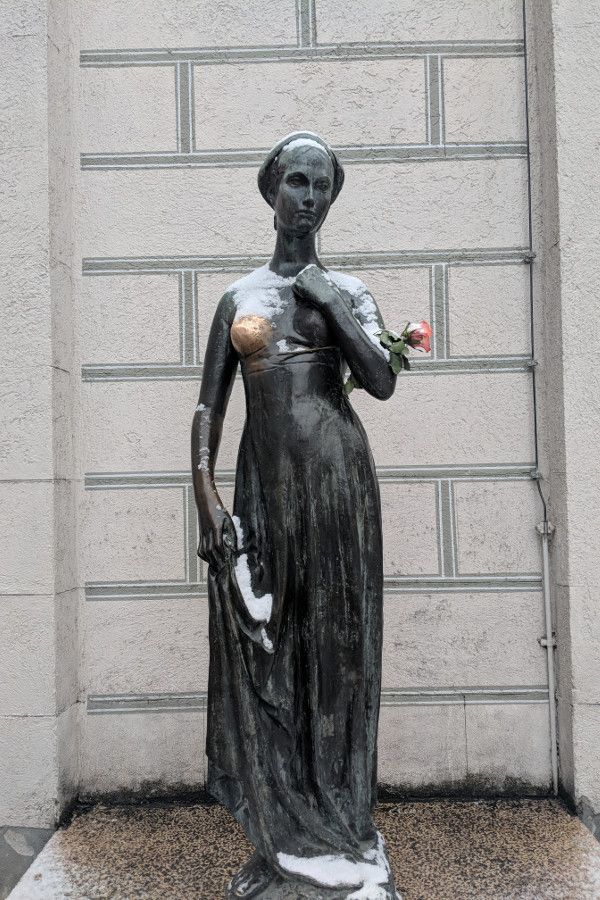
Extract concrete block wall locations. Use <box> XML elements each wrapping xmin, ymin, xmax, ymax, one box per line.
<box><xmin>75</xmin><ymin>0</ymin><xmax>552</xmax><ymax>801</ymax></box>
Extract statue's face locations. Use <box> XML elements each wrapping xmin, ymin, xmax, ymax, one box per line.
<box><xmin>270</xmin><ymin>146</ymin><xmax>335</xmax><ymax>235</ymax></box>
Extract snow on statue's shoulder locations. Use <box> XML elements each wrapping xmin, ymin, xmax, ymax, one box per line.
<box><xmin>326</xmin><ymin>270</ymin><xmax>390</xmax><ymax>362</ymax></box>
<box><xmin>326</xmin><ymin>270</ymin><xmax>371</xmax><ymax>299</ymax></box>
<box><xmin>228</xmin><ymin>264</ymin><xmax>296</xmax><ymax>322</ymax></box>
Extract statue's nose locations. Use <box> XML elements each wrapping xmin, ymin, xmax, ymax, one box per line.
<box><xmin>303</xmin><ymin>186</ymin><xmax>315</xmax><ymax>207</ymax></box>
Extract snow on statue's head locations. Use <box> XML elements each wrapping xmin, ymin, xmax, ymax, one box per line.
<box><xmin>258</xmin><ymin>132</ymin><xmax>345</xmax><ymax>233</ymax></box>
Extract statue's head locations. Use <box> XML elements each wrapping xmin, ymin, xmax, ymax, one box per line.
<box><xmin>258</xmin><ymin>131</ymin><xmax>345</xmax><ymax>235</ymax></box>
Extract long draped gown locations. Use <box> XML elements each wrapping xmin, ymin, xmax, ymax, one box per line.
<box><xmin>204</xmin><ymin>265</ymin><xmax>397</xmax><ymax>899</ymax></box>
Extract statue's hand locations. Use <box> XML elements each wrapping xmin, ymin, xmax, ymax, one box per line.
<box><xmin>198</xmin><ymin>500</ymin><xmax>238</xmax><ymax>574</ymax></box>
<box><xmin>292</xmin><ymin>264</ymin><xmax>338</xmax><ymax>310</ymax></box>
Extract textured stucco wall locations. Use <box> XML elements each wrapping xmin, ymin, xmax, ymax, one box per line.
<box><xmin>6</xmin><ymin>0</ymin><xmax>587</xmax><ymax>828</ymax></box>
<box><xmin>527</xmin><ymin>0</ymin><xmax>600</xmax><ymax>837</ymax></box>
<box><xmin>74</xmin><ymin>0</ymin><xmax>551</xmax><ymax>802</ymax></box>
<box><xmin>0</xmin><ymin>0</ymin><xmax>79</xmax><ymax>827</ymax></box>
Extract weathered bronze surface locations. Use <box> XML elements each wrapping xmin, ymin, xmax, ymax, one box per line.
<box><xmin>191</xmin><ymin>131</ymin><xmax>398</xmax><ymax>899</ymax></box>
<box><xmin>230</xmin><ymin>315</ymin><xmax>274</xmax><ymax>356</ymax></box>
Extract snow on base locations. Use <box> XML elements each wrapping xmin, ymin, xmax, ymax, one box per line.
<box><xmin>231</xmin><ymin>515</ymin><xmax>273</xmax><ymax>625</ymax></box>
<box><xmin>277</xmin><ymin>832</ymin><xmax>394</xmax><ymax>897</ymax></box>
<box><xmin>347</xmin><ymin>887</ymin><xmax>391</xmax><ymax>900</ymax></box>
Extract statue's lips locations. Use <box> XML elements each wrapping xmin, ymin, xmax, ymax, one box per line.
<box><xmin>296</xmin><ymin>211</ymin><xmax>316</xmax><ymax>221</ymax></box>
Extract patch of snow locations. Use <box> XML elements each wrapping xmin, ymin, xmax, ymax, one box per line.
<box><xmin>195</xmin><ymin>403</ymin><xmax>211</xmax><ymax>420</ymax></box>
<box><xmin>260</xmin><ymin>626</ymin><xmax>273</xmax><ymax>653</ymax></box>
<box><xmin>230</xmin><ymin>265</ymin><xmax>295</xmax><ymax>322</ymax></box>
<box><xmin>276</xmin><ymin>130</ymin><xmax>325</xmax><ymax>147</ymax></box>
<box><xmin>359</xmin><ymin>320</ymin><xmax>390</xmax><ymax>361</ymax></box>
<box><xmin>281</xmin><ymin>136</ymin><xmax>330</xmax><ymax>157</ymax></box>
<box><xmin>231</xmin><ymin>515</ymin><xmax>273</xmax><ymax>624</ymax></box>
<box><xmin>347</xmin><ymin>887</ymin><xmax>389</xmax><ymax>900</ymax></box>
<box><xmin>277</xmin><ymin>833</ymin><xmax>392</xmax><ymax>892</ymax></box>
<box><xmin>195</xmin><ymin>403</ymin><xmax>212</xmax><ymax>436</ymax></box>
<box><xmin>232</xmin><ymin>515</ymin><xmax>244</xmax><ymax>545</ymax></box>
<box><xmin>197</xmin><ymin>444</ymin><xmax>210</xmax><ymax>472</ymax></box>
<box><xmin>276</xmin><ymin>338</ymin><xmax>292</xmax><ymax>352</ymax></box>
<box><xmin>327</xmin><ymin>270</ymin><xmax>366</xmax><ymax>295</ymax></box>
<box><xmin>327</xmin><ymin>272</ymin><xmax>390</xmax><ymax>362</ymax></box>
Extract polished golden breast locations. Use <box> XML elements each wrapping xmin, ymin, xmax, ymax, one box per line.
<box><xmin>230</xmin><ymin>315</ymin><xmax>274</xmax><ymax>356</ymax></box>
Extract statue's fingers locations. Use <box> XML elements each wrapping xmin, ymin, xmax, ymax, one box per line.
<box><xmin>205</xmin><ymin>531</ymin><xmax>215</xmax><ymax>567</ymax></box>
<box><xmin>197</xmin><ymin>533</ymin><xmax>208</xmax><ymax>562</ymax></box>
<box><xmin>212</xmin><ymin>535</ymin><xmax>230</xmax><ymax>573</ymax></box>
<box><xmin>206</xmin><ymin>532</ymin><xmax>224</xmax><ymax>574</ymax></box>
<box><xmin>222</xmin><ymin>517</ymin><xmax>238</xmax><ymax>554</ymax></box>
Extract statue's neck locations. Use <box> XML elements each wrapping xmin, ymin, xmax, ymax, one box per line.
<box><xmin>269</xmin><ymin>228</ymin><xmax>323</xmax><ymax>278</ymax></box>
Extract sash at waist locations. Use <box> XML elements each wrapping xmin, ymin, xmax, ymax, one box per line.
<box><xmin>242</xmin><ymin>345</ymin><xmax>341</xmax><ymax>375</ymax></box>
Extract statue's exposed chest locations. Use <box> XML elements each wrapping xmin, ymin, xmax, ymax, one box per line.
<box><xmin>231</xmin><ymin>287</ymin><xmax>331</xmax><ymax>356</ymax></box>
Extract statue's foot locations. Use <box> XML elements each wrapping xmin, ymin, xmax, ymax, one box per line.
<box><xmin>227</xmin><ymin>851</ymin><xmax>276</xmax><ymax>899</ymax></box>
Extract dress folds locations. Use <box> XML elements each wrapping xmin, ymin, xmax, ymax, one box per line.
<box><xmin>206</xmin><ymin>344</ymin><xmax>396</xmax><ymax>898</ymax></box>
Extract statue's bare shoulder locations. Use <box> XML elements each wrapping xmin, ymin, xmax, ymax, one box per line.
<box><xmin>222</xmin><ymin>264</ymin><xmax>297</xmax><ymax>323</ymax></box>
<box><xmin>325</xmin><ymin>269</ymin><xmax>372</xmax><ymax>300</ymax></box>
<box><xmin>325</xmin><ymin>270</ymin><xmax>384</xmax><ymax>327</ymax></box>
<box><xmin>212</xmin><ymin>267</ymin><xmax>279</xmax><ymax>326</ymax></box>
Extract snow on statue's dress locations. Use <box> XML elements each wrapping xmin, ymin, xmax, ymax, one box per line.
<box><xmin>204</xmin><ymin>263</ymin><xmax>397</xmax><ymax>898</ymax></box>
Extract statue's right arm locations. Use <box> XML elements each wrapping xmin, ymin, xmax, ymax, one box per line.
<box><xmin>191</xmin><ymin>291</ymin><xmax>239</xmax><ymax>573</ymax></box>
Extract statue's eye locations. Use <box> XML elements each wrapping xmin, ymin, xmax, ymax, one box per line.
<box><xmin>316</xmin><ymin>181</ymin><xmax>331</xmax><ymax>192</ymax></box>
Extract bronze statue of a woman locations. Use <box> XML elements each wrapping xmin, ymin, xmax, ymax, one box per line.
<box><xmin>191</xmin><ymin>132</ymin><xmax>399</xmax><ymax>899</ymax></box>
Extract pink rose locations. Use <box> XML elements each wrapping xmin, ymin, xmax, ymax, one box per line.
<box><xmin>405</xmin><ymin>321</ymin><xmax>432</xmax><ymax>354</ymax></box>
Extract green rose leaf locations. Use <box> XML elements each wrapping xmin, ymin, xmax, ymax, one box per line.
<box><xmin>344</xmin><ymin>373</ymin><xmax>361</xmax><ymax>394</ymax></box>
<box><xmin>389</xmin><ymin>353</ymin><xmax>403</xmax><ymax>375</ymax></box>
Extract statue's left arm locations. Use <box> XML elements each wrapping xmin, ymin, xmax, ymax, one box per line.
<box><xmin>293</xmin><ymin>265</ymin><xmax>396</xmax><ymax>400</ymax></box>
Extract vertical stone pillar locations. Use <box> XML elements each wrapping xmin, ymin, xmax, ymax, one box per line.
<box><xmin>0</xmin><ymin>0</ymin><xmax>78</xmax><ymax>828</ymax></box>
<box><xmin>528</xmin><ymin>0</ymin><xmax>600</xmax><ymax>835</ymax></box>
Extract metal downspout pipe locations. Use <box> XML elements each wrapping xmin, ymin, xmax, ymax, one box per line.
<box><xmin>537</xmin><ymin>520</ymin><xmax>559</xmax><ymax>795</ymax></box>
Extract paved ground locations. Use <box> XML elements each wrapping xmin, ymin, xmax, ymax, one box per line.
<box><xmin>8</xmin><ymin>799</ymin><xmax>600</xmax><ymax>899</ymax></box>
<box><xmin>0</xmin><ymin>827</ymin><xmax>54</xmax><ymax>900</ymax></box>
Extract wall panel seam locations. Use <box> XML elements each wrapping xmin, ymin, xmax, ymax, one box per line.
<box><xmin>86</xmin><ymin>685</ymin><xmax>550</xmax><ymax>714</ymax></box>
<box><xmin>81</xmin><ymin>144</ymin><xmax>527</xmax><ymax>170</ymax></box>
<box><xmin>80</xmin><ymin>42</ymin><xmax>525</xmax><ymax>69</ymax></box>
<box><xmin>82</xmin><ymin>248</ymin><xmax>533</xmax><ymax>274</ymax></box>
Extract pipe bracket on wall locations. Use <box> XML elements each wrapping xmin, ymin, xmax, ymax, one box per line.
<box><xmin>536</xmin><ymin>521</ymin><xmax>555</xmax><ymax>537</ymax></box>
